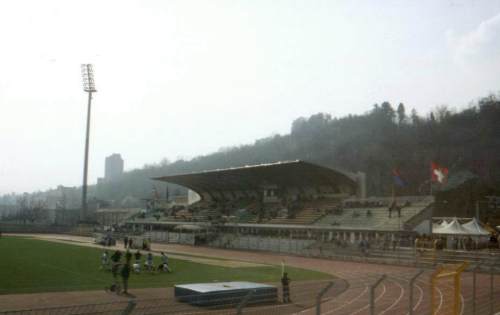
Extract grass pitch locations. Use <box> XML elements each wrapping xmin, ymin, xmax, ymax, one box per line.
<box><xmin>0</xmin><ymin>236</ymin><xmax>330</xmax><ymax>294</ymax></box>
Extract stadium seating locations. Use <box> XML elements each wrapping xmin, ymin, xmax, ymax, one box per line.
<box><xmin>316</xmin><ymin>197</ymin><xmax>433</xmax><ymax>231</ymax></box>
<box><xmin>266</xmin><ymin>208</ymin><xmax>324</xmax><ymax>225</ymax></box>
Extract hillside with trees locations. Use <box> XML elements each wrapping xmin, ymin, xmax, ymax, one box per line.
<box><xmin>93</xmin><ymin>94</ymin><xmax>500</xmax><ymax>204</ymax></box>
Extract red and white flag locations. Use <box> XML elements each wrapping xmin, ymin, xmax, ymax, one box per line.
<box><xmin>431</xmin><ymin>162</ymin><xmax>448</xmax><ymax>183</ymax></box>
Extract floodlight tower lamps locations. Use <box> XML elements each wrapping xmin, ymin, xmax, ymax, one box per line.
<box><xmin>80</xmin><ymin>64</ymin><xmax>97</xmax><ymax>222</ymax></box>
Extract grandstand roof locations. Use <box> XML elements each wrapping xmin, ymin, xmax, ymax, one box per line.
<box><xmin>153</xmin><ymin>160</ymin><xmax>357</xmax><ymax>197</ymax></box>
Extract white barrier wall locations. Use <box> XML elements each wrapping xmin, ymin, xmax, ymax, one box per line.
<box><xmin>211</xmin><ymin>234</ymin><xmax>315</xmax><ymax>254</ymax></box>
<box><xmin>145</xmin><ymin>231</ymin><xmax>195</xmax><ymax>245</ymax></box>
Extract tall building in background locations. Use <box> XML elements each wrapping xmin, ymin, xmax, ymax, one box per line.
<box><xmin>105</xmin><ymin>154</ymin><xmax>124</xmax><ymax>181</ymax></box>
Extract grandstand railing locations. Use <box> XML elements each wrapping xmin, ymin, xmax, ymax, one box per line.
<box><xmin>342</xmin><ymin>195</ymin><xmax>434</xmax><ymax>206</ymax></box>
<box><xmin>403</xmin><ymin>202</ymin><xmax>433</xmax><ymax>231</ymax></box>
<box><xmin>208</xmin><ymin>232</ymin><xmax>500</xmax><ymax>269</ymax></box>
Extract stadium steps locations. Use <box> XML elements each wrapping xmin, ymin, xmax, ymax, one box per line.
<box><xmin>316</xmin><ymin>206</ymin><xmax>426</xmax><ymax>231</ymax></box>
<box><xmin>192</xmin><ymin>209</ymin><xmax>219</xmax><ymax>222</ymax></box>
<box><xmin>235</xmin><ymin>212</ymin><xmax>256</xmax><ymax>223</ymax></box>
<box><xmin>267</xmin><ymin>208</ymin><xmax>325</xmax><ymax>225</ymax></box>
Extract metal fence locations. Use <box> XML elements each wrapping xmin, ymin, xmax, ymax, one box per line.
<box><xmin>0</xmin><ymin>280</ymin><xmax>338</xmax><ymax>315</ymax></box>
<box><xmin>1</xmin><ymin>266</ymin><xmax>499</xmax><ymax>315</ymax></box>
<box><xmin>210</xmin><ymin>233</ymin><xmax>500</xmax><ymax>274</ymax></box>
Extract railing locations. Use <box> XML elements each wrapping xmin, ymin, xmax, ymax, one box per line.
<box><xmin>345</xmin><ymin>195</ymin><xmax>432</xmax><ymax>202</ymax></box>
<box><xmin>0</xmin><ymin>280</ymin><xmax>338</xmax><ymax>315</ymax></box>
<box><xmin>2</xmin><ymin>266</ymin><xmax>499</xmax><ymax>315</ymax></box>
<box><xmin>403</xmin><ymin>202</ymin><xmax>434</xmax><ymax>231</ymax></box>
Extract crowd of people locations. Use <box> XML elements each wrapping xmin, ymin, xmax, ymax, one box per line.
<box><xmin>414</xmin><ymin>233</ymin><xmax>500</xmax><ymax>252</ymax></box>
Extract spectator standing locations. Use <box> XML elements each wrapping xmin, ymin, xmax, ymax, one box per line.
<box><xmin>121</xmin><ymin>256</ymin><xmax>131</xmax><ymax>295</ymax></box>
<box><xmin>414</xmin><ymin>237</ymin><xmax>420</xmax><ymax>255</ymax></box>
<box><xmin>489</xmin><ymin>233</ymin><xmax>498</xmax><ymax>251</ymax></box>
<box><xmin>359</xmin><ymin>239</ymin><xmax>366</xmax><ymax>255</ymax></box>
<box><xmin>281</xmin><ymin>272</ymin><xmax>291</xmax><ymax>303</ymax></box>
<box><xmin>128</xmin><ymin>238</ymin><xmax>133</xmax><ymax>249</ymax></box>
<box><xmin>123</xmin><ymin>236</ymin><xmax>128</xmax><ymax>249</ymax></box>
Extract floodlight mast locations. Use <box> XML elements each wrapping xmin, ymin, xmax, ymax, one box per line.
<box><xmin>80</xmin><ymin>64</ymin><xmax>97</xmax><ymax>222</ymax></box>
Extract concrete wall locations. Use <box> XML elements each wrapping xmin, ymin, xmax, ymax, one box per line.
<box><xmin>144</xmin><ymin>231</ymin><xmax>195</xmax><ymax>245</ymax></box>
<box><xmin>210</xmin><ymin>234</ymin><xmax>315</xmax><ymax>254</ymax></box>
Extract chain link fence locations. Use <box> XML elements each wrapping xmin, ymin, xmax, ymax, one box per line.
<box><xmin>0</xmin><ymin>280</ymin><xmax>340</xmax><ymax>315</ymax></box>
<box><xmin>1</xmin><ymin>266</ymin><xmax>499</xmax><ymax>315</ymax></box>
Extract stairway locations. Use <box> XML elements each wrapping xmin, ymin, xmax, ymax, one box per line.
<box><xmin>267</xmin><ymin>208</ymin><xmax>325</xmax><ymax>225</ymax></box>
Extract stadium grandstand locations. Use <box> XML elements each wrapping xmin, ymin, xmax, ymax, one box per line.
<box><xmin>124</xmin><ymin>161</ymin><xmax>435</xmax><ymax>256</ymax></box>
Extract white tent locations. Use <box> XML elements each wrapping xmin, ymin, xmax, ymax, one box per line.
<box><xmin>433</xmin><ymin>218</ymin><xmax>470</xmax><ymax>235</ymax></box>
<box><xmin>433</xmin><ymin>220</ymin><xmax>449</xmax><ymax>231</ymax></box>
<box><xmin>440</xmin><ymin>220</ymin><xmax>450</xmax><ymax>228</ymax></box>
<box><xmin>462</xmin><ymin>218</ymin><xmax>490</xmax><ymax>236</ymax></box>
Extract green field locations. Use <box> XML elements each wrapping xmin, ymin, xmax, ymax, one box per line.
<box><xmin>0</xmin><ymin>236</ymin><xmax>330</xmax><ymax>294</ymax></box>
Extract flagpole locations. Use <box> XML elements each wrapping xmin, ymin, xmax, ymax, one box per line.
<box><xmin>392</xmin><ymin>184</ymin><xmax>395</xmax><ymax>203</ymax></box>
<box><xmin>430</xmin><ymin>163</ymin><xmax>433</xmax><ymax>196</ymax></box>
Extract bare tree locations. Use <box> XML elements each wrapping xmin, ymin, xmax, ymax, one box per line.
<box><xmin>14</xmin><ymin>194</ymin><xmax>47</xmax><ymax>224</ymax></box>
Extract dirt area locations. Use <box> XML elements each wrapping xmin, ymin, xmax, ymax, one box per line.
<box><xmin>12</xmin><ymin>233</ymin><xmax>267</xmax><ymax>268</ymax></box>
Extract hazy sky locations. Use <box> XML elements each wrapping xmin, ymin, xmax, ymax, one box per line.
<box><xmin>1</xmin><ymin>0</ymin><xmax>500</xmax><ymax>194</ymax></box>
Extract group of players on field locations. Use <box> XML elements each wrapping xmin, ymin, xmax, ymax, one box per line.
<box><xmin>101</xmin><ymin>250</ymin><xmax>172</xmax><ymax>273</ymax></box>
<box><xmin>101</xmin><ymin>249</ymin><xmax>172</xmax><ymax>294</ymax></box>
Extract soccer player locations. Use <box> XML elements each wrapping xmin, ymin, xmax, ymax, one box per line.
<box><xmin>133</xmin><ymin>250</ymin><xmax>142</xmax><ymax>273</ymax></box>
<box><xmin>158</xmin><ymin>252</ymin><xmax>171</xmax><ymax>272</ymax></box>
<box><xmin>145</xmin><ymin>252</ymin><xmax>154</xmax><ymax>272</ymax></box>
<box><xmin>100</xmin><ymin>250</ymin><xmax>109</xmax><ymax>270</ymax></box>
<box><xmin>111</xmin><ymin>250</ymin><xmax>122</xmax><ymax>279</ymax></box>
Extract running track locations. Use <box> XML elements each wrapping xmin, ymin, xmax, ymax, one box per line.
<box><xmin>3</xmin><ymin>234</ymin><xmax>499</xmax><ymax>315</ymax></box>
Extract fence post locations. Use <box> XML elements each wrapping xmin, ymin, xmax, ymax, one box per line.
<box><xmin>236</xmin><ymin>289</ymin><xmax>255</xmax><ymax>315</ymax></box>
<box><xmin>370</xmin><ymin>275</ymin><xmax>386</xmax><ymax>315</ymax></box>
<box><xmin>490</xmin><ymin>265</ymin><xmax>494</xmax><ymax>315</ymax></box>
<box><xmin>121</xmin><ymin>300</ymin><xmax>136</xmax><ymax>315</ymax></box>
<box><xmin>472</xmin><ymin>264</ymin><xmax>481</xmax><ymax>315</ymax></box>
<box><xmin>409</xmin><ymin>269</ymin><xmax>424</xmax><ymax>315</ymax></box>
<box><xmin>316</xmin><ymin>281</ymin><xmax>334</xmax><ymax>315</ymax></box>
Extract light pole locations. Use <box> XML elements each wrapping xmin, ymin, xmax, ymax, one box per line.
<box><xmin>80</xmin><ymin>64</ymin><xmax>97</xmax><ymax>222</ymax></box>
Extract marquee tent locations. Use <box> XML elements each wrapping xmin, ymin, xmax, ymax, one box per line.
<box><xmin>462</xmin><ymin>218</ymin><xmax>489</xmax><ymax>236</ymax></box>
<box><xmin>433</xmin><ymin>218</ymin><xmax>470</xmax><ymax>235</ymax></box>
